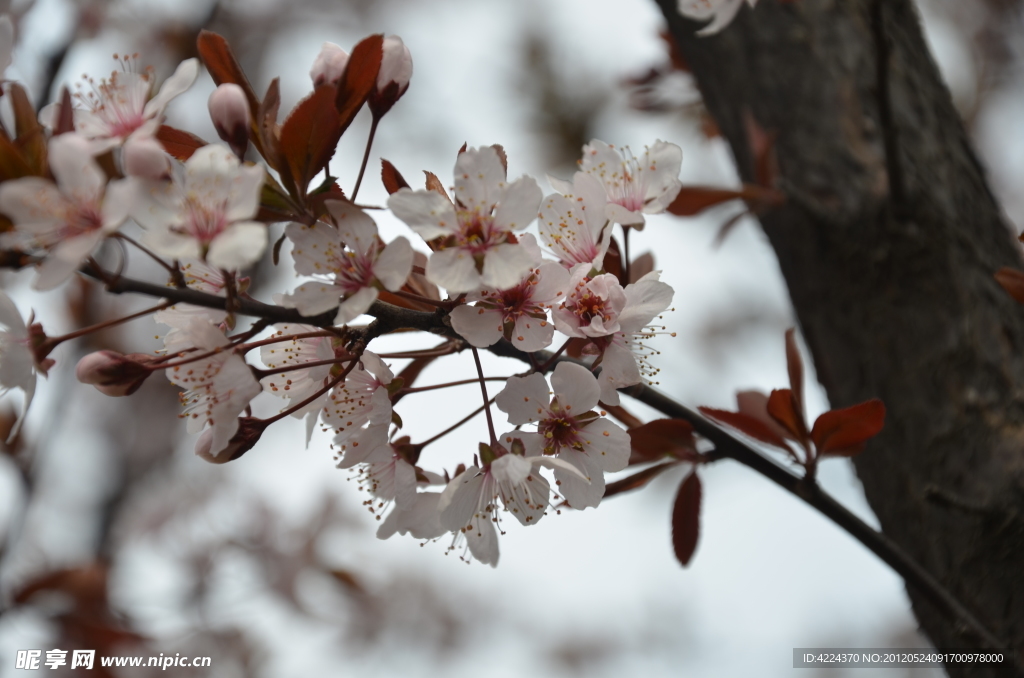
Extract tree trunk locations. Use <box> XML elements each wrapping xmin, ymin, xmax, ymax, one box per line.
<box><xmin>653</xmin><ymin>0</ymin><xmax>1024</xmax><ymax>674</ymax></box>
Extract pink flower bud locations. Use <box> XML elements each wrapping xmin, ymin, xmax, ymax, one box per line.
<box><xmin>369</xmin><ymin>35</ymin><xmax>412</xmax><ymax>118</ymax></box>
<box><xmin>208</xmin><ymin>83</ymin><xmax>250</xmax><ymax>159</ymax></box>
<box><xmin>310</xmin><ymin>41</ymin><xmax>349</xmax><ymax>88</ymax></box>
<box><xmin>194</xmin><ymin>417</ymin><xmax>265</xmax><ymax>463</ymax></box>
<box><xmin>122</xmin><ymin>136</ymin><xmax>171</xmax><ymax>180</ymax></box>
<box><xmin>75</xmin><ymin>350</ymin><xmax>155</xmax><ymax>397</ymax></box>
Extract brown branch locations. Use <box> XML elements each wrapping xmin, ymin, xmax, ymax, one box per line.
<box><xmin>8</xmin><ymin>255</ymin><xmax>1010</xmax><ymax>661</ymax></box>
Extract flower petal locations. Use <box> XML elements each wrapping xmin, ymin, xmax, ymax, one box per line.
<box><xmin>207</xmin><ymin>221</ymin><xmax>267</xmax><ymax>270</ymax></box>
<box><xmin>453</xmin><ymin>146</ymin><xmax>506</xmax><ymax>213</ymax></box>
<box><xmin>426</xmin><ymin>247</ymin><xmax>480</xmax><ymax>293</ymax></box>
<box><xmin>492</xmin><ymin>175</ymin><xmax>541</xmax><ymax>232</ymax></box>
<box><xmin>334</xmin><ymin>286</ymin><xmax>378</xmax><ymax>325</ymax></box>
<box><xmin>373</xmin><ymin>236</ymin><xmax>413</xmax><ymax>291</ymax></box>
<box><xmin>143</xmin><ymin>58</ymin><xmax>199</xmax><ymax>117</ymax></box>
<box><xmin>551</xmin><ymin>361</ymin><xmax>600</xmax><ymax>413</ymax></box>
<box><xmin>495</xmin><ymin>372</ymin><xmax>550</xmax><ymax>425</ymax></box>
<box><xmin>450</xmin><ymin>305</ymin><xmax>504</xmax><ymax>348</ymax></box>
<box><xmin>388</xmin><ymin>188</ymin><xmax>457</xmax><ymax>241</ymax></box>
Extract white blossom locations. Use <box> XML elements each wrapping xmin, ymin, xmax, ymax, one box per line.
<box><xmin>0</xmin><ymin>291</ymin><xmax>40</xmax><ymax>442</ymax></box>
<box><xmin>495</xmin><ymin>362</ymin><xmax>629</xmax><ymax>509</ymax></box>
<box><xmin>41</xmin><ymin>57</ymin><xmax>198</xmax><ymax>152</ymax></box>
<box><xmin>538</xmin><ymin>172</ymin><xmax>613</xmax><ymax>270</ymax></box>
<box><xmin>388</xmin><ymin>145</ymin><xmax>541</xmax><ymax>293</ymax></box>
<box><xmin>164</xmin><ymin>318</ymin><xmax>261</xmax><ymax>457</ymax></box>
<box><xmin>552</xmin><ymin>140</ymin><xmax>682</xmax><ymax>229</ymax></box>
<box><xmin>449</xmin><ymin>236</ymin><xmax>569</xmax><ymax>352</ymax></box>
<box><xmin>0</xmin><ymin>133</ymin><xmax>134</xmax><ymax>290</ymax></box>
<box><xmin>260</xmin><ymin>324</ymin><xmax>340</xmax><ymax>444</ymax></box>
<box><xmin>552</xmin><ymin>266</ymin><xmax>628</xmax><ymax>339</ymax></box>
<box><xmin>437</xmin><ymin>439</ymin><xmax>582</xmax><ymax>566</ymax></box>
<box><xmin>310</xmin><ymin>42</ymin><xmax>349</xmax><ymax>87</ymax></box>
<box><xmin>131</xmin><ymin>144</ymin><xmax>266</xmax><ymax>271</ymax></box>
<box><xmin>279</xmin><ymin>200</ymin><xmax>413</xmax><ymax>325</ymax></box>
<box><xmin>323</xmin><ymin>351</ymin><xmax>394</xmax><ymax>466</ymax></box>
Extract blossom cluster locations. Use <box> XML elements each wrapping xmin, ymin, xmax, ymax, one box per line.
<box><xmin>0</xmin><ymin>25</ymin><xmax>687</xmax><ymax>566</ymax></box>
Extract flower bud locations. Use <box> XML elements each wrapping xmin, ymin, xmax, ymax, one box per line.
<box><xmin>369</xmin><ymin>35</ymin><xmax>412</xmax><ymax>118</ymax></box>
<box><xmin>207</xmin><ymin>83</ymin><xmax>249</xmax><ymax>159</ymax></box>
<box><xmin>194</xmin><ymin>417</ymin><xmax>265</xmax><ymax>463</ymax></box>
<box><xmin>75</xmin><ymin>350</ymin><xmax>155</xmax><ymax>396</ymax></box>
<box><xmin>310</xmin><ymin>42</ymin><xmax>350</xmax><ymax>88</ymax></box>
<box><xmin>122</xmin><ymin>136</ymin><xmax>171</xmax><ymax>180</ymax></box>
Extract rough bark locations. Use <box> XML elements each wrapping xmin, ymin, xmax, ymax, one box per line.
<box><xmin>654</xmin><ymin>0</ymin><xmax>1024</xmax><ymax>674</ymax></box>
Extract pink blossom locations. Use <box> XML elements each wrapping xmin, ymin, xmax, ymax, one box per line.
<box><xmin>310</xmin><ymin>42</ymin><xmax>349</xmax><ymax>87</ymax></box>
<box><xmin>208</xmin><ymin>83</ymin><xmax>249</xmax><ymax>157</ymax></box>
<box><xmin>279</xmin><ymin>200</ymin><xmax>413</xmax><ymax>325</ymax></box>
<box><xmin>75</xmin><ymin>350</ymin><xmax>155</xmax><ymax>396</ymax></box>
<box><xmin>552</xmin><ymin>266</ymin><xmax>627</xmax><ymax>339</ymax></box>
<box><xmin>122</xmin><ymin>136</ymin><xmax>171</xmax><ymax>180</ymax></box>
<box><xmin>388</xmin><ymin>145</ymin><xmax>541</xmax><ymax>293</ymax></box>
<box><xmin>0</xmin><ymin>133</ymin><xmax>135</xmax><ymax>290</ymax></box>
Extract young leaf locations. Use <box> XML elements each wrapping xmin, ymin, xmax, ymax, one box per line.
<box><xmin>667</xmin><ymin>186</ymin><xmax>747</xmax><ymax>216</ymax></box>
<box><xmin>381</xmin><ymin>159</ymin><xmax>410</xmax><ymax>194</ymax></box>
<box><xmin>672</xmin><ymin>471</ymin><xmax>702</xmax><ymax>567</ymax></box>
<box><xmin>196</xmin><ymin>31</ymin><xmax>260</xmax><ymax>115</ymax></box>
<box><xmin>602</xmin><ymin>461</ymin><xmax>679</xmax><ymax>499</ymax></box>
<box><xmin>629</xmin><ymin>252</ymin><xmax>655</xmax><ymax>283</ymax></box>
<box><xmin>599</xmin><ymin>402</ymin><xmax>644</xmax><ymax>430</ymax></box>
<box><xmin>423</xmin><ymin>171</ymin><xmax>451</xmax><ymax>202</ymax></box>
<box><xmin>810</xmin><ymin>399</ymin><xmax>886</xmax><ymax>457</ymax></box>
<box><xmin>995</xmin><ymin>267</ymin><xmax>1024</xmax><ymax>305</ymax></box>
<box><xmin>156</xmin><ymin>125</ymin><xmax>208</xmax><ymax>161</ymax></box>
<box><xmin>54</xmin><ymin>87</ymin><xmax>76</xmax><ymax>136</ymax></box>
<box><xmin>7</xmin><ymin>84</ymin><xmax>45</xmax><ymax>175</ymax></box>
<box><xmin>784</xmin><ymin>328</ymin><xmax>805</xmax><ymax>422</ymax></box>
<box><xmin>335</xmin><ymin>34</ymin><xmax>383</xmax><ymax>132</ymax></box>
<box><xmin>255</xmin><ymin>78</ymin><xmax>283</xmax><ymax>170</ymax></box>
<box><xmin>698</xmin><ymin>406</ymin><xmax>792</xmax><ymax>451</ymax></box>
<box><xmin>279</xmin><ymin>85</ymin><xmax>342</xmax><ymax>198</ymax></box>
<box><xmin>766</xmin><ymin>388</ymin><xmax>807</xmax><ymax>442</ymax></box>
<box><xmin>628</xmin><ymin>418</ymin><xmax>698</xmax><ymax>464</ymax></box>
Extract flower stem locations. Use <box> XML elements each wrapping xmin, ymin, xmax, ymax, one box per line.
<box><xmin>418</xmin><ymin>398</ymin><xmax>495</xmax><ymax>448</ymax></box>
<box><xmin>50</xmin><ymin>301</ymin><xmax>171</xmax><ymax>344</ymax></box>
<box><xmin>350</xmin><ymin>115</ymin><xmax>380</xmax><ymax>202</ymax></box>
<box><xmin>471</xmin><ymin>347</ymin><xmax>497</xmax><ymax>446</ymax></box>
<box><xmin>399</xmin><ymin>377</ymin><xmax>510</xmax><ymax>395</ymax></box>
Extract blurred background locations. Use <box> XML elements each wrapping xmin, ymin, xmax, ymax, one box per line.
<box><xmin>1</xmin><ymin>0</ymin><xmax>1021</xmax><ymax>675</ymax></box>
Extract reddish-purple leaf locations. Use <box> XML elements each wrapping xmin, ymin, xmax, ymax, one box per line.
<box><xmin>784</xmin><ymin>328</ymin><xmax>805</xmax><ymax>422</ymax></box>
<box><xmin>8</xmin><ymin>84</ymin><xmax>45</xmax><ymax>175</ymax></box>
<box><xmin>335</xmin><ymin>34</ymin><xmax>383</xmax><ymax>132</ymax></box>
<box><xmin>766</xmin><ymin>388</ymin><xmax>807</xmax><ymax>442</ymax></box>
<box><xmin>671</xmin><ymin>471</ymin><xmax>702</xmax><ymax>567</ymax></box>
<box><xmin>600</xmin><ymin>402</ymin><xmax>644</xmax><ymax>430</ymax></box>
<box><xmin>736</xmin><ymin>390</ymin><xmax>789</xmax><ymax>440</ymax></box>
<box><xmin>698</xmin><ymin>406</ymin><xmax>792</xmax><ymax>451</ymax></box>
<box><xmin>156</xmin><ymin>125</ymin><xmax>208</xmax><ymax>161</ymax></box>
<box><xmin>995</xmin><ymin>267</ymin><xmax>1024</xmax><ymax>305</ymax></box>
<box><xmin>602</xmin><ymin>461</ymin><xmax>679</xmax><ymax>499</ymax></box>
<box><xmin>423</xmin><ymin>170</ymin><xmax>451</xmax><ymax>201</ymax></box>
<box><xmin>667</xmin><ymin>186</ymin><xmax>747</xmax><ymax>216</ymax></box>
<box><xmin>54</xmin><ymin>87</ymin><xmax>75</xmax><ymax>136</ymax></box>
<box><xmin>811</xmin><ymin>399</ymin><xmax>886</xmax><ymax>457</ymax></box>
<box><xmin>279</xmin><ymin>85</ymin><xmax>342</xmax><ymax>197</ymax></box>
<box><xmin>381</xmin><ymin>158</ymin><xmax>410</xmax><ymax>194</ymax></box>
<box><xmin>603</xmin><ymin>236</ymin><xmax>624</xmax><ymax>284</ymax></box>
<box><xmin>629</xmin><ymin>252</ymin><xmax>655</xmax><ymax>283</ymax></box>
<box><xmin>628</xmin><ymin>418</ymin><xmax>698</xmax><ymax>464</ymax></box>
